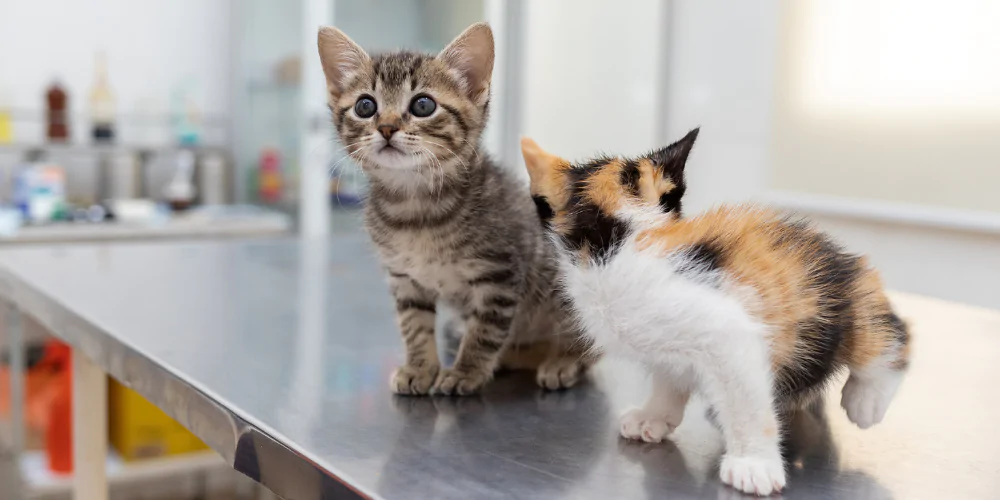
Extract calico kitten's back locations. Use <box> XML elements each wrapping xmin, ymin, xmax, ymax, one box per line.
<box><xmin>635</xmin><ymin>206</ymin><xmax>910</xmax><ymax>401</ymax></box>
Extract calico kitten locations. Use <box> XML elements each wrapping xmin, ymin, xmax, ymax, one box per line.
<box><xmin>521</xmin><ymin>130</ymin><xmax>911</xmax><ymax>496</ymax></box>
<box><xmin>317</xmin><ymin>23</ymin><xmax>594</xmax><ymax>396</ymax></box>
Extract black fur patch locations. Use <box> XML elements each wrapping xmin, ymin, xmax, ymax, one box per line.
<box><xmin>658</xmin><ymin>185</ymin><xmax>685</xmax><ymax>215</ymax></box>
<box><xmin>619</xmin><ymin>160</ymin><xmax>641</xmax><ymax>197</ymax></box>
<box><xmin>558</xmin><ymin>162</ymin><xmax>629</xmax><ymax>263</ymax></box>
<box><xmin>560</xmin><ymin>202</ymin><xmax>629</xmax><ymax>264</ymax></box>
<box><xmin>676</xmin><ymin>241</ymin><xmax>725</xmax><ymax>276</ymax></box>
<box><xmin>774</xmin><ymin>230</ymin><xmax>861</xmax><ymax>400</ymax></box>
<box><xmin>532</xmin><ymin>195</ymin><xmax>554</xmax><ymax>226</ymax></box>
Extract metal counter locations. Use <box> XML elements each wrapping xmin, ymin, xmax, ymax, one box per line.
<box><xmin>0</xmin><ymin>234</ymin><xmax>997</xmax><ymax>499</ymax></box>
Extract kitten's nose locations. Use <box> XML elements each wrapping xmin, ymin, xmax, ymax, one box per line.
<box><xmin>378</xmin><ymin>124</ymin><xmax>399</xmax><ymax>140</ymax></box>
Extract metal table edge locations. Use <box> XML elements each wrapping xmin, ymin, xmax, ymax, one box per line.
<box><xmin>0</xmin><ymin>258</ymin><xmax>378</xmax><ymax>500</ymax></box>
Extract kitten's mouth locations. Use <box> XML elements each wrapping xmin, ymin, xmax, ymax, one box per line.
<box><xmin>379</xmin><ymin>144</ymin><xmax>403</xmax><ymax>156</ymax></box>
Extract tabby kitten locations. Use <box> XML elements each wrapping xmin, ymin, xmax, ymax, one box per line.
<box><xmin>317</xmin><ymin>23</ymin><xmax>593</xmax><ymax>396</ymax></box>
<box><xmin>521</xmin><ymin>130</ymin><xmax>911</xmax><ymax>496</ymax></box>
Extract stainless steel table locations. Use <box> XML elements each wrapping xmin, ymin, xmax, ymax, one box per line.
<box><xmin>0</xmin><ymin>234</ymin><xmax>998</xmax><ymax>499</ymax></box>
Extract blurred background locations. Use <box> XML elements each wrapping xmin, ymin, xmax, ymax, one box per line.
<box><xmin>0</xmin><ymin>0</ymin><xmax>997</xmax><ymax>498</ymax></box>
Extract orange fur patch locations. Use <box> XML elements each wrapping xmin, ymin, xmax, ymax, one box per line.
<box><xmin>583</xmin><ymin>160</ymin><xmax>625</xmax><ymax>214</ymax></box>
<box><xmin>637</xmin><ymin>159</ymin><xmax>675</xmax><ymax>205</ymax></box>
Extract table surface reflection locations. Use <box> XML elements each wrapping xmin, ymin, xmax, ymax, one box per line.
<box><xmin>0</xmin><ymin>231</ymin><xmax>998</xmax><ymax>499</ymax></box>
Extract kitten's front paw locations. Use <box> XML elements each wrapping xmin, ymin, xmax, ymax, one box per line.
<box><xmin>432</xmin><ymin>368</ymin><xmax>490</xmax><ymax>396</ymax></box>
<box><xmin>619</xmin><ymin>407</ymin><xmax>673</xmax><ymax>443</ymax></box>
<box><xmin>390</xmin><ymin>365</ymin><xmax>438</xmax><ymax>396</ymax></box>
<box><xmin>536</xmin><ymin>356</ymin><xmax>585</xmax><ymax>390</ymax></box>
<box><xmin>719</xmin><ymin>453</ymin><xmax>786</xmax><ymax>496</ymax></box>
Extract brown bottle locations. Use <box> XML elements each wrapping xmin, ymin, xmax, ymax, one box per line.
<box><xmin>46</xmin><ymin>81</ymin><xmax>69</xmax><ymax>142</ymax></box>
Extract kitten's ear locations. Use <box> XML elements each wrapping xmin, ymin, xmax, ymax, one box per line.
<box><xmin>640</xmin><ymin>128</ymin><xmax>699</xmax><ymax>214</ymax></box>
<box><xmin>521</xmin><ymin>137</ymin><xmax>570</xmax><ymax>211</ymax></box>
<box><xmin>438</xmin><ymin>23</ymin><xmax>495</xmax><ymax>104</ymax></box>
<box><xmin>520</xmin><ymin>137</ymin><xmax>562</xmax><ymax>183</ymax></box>
<box><xmin>317</xmin><ymin>27</ymin><xmax>370</xmax><ymax>100</ymax></box>
<box><xmin>646</xmin><ymin>128</ymin><xmax>699</xmax><ymax>175</ymax></box>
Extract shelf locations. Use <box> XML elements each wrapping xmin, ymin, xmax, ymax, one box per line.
<box><xmin>20</xmin><ymin>449</ymin><xmax>227</xmax><ymax>497</ymax></box>
<box><xmin>0</xmin><ymin>143</ymin><xmax>228</xmax><ymax>155</ymax></box>
<box><xmin>0</xmin><ymin>206</ymin><xmax>292</xmax><ymax>245</ymax></box>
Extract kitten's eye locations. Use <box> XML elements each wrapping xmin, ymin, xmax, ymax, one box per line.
<box><xmin>410</xmin><ymin>96</ymin><xmax>436</xmax><ymax>118</ymax></box>
<box><xmin>354</xmin><ymin>97</ymin><xmax>377</xmax><ymax>119</ymax></box>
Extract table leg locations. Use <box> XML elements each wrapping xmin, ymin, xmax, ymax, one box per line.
<box><xmin>72</xmin><ymin>349</ymin><xmax>107</xmax><ymax>500</ymax></box>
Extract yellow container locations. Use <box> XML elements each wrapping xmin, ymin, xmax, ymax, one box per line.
<box><xmin>108</xmin><ymin>378</ymin><xmax>208</xmax><ymax>461</ymax></box>
<box><xmin>0</xmin><ymin>111</ymin><xmax>11</xmax><ymax>143</ymax></box>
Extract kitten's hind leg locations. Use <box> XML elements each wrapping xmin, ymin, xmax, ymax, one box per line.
<box><xmin>841</xmin><ymin>309</ymin><xmax>910</xmax><ymax>429</ymax></box>
<box><xmin>841</xmin><ymin>357</ymin><xmax>906</xmax><ymax>429</ymax></box>
<box><xmin>620</xmin><ymin>371</ymin><xmax>690</xmax><ymax>443</ymax></box>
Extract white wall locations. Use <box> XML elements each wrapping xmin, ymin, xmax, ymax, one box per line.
<box><xmin>664</xmin><ymin>0</ymin><xmax>779</xmax><ymax>212</ymax></box>
<box><xmin>0</xmin><ymin>0</ymin><xmax>232</xmax><ymax>145</ymax></box>
<box><xmin>522</xmin><ymin>0</ymin><xmax>662</xmax><ymax>169</ymax></box>
<box><xmin>771</xmin><ymin>1</ymin><xmax>1000</xmax><ymax>214</ymax></box>
<box><xmin>521</xmin><ymin>0</ymin><xmax>779</xmax><ymax>212</ymax></box>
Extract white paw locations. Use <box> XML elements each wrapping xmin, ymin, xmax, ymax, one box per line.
<box><xmin>719</xmin><ymin>453</ymin><xmax>786</xmax><ymax>496</ymax></box>
<box><xmin>619</xmin><ymin>407</ymin><xmax>673</xmax><ymax>443</ymax></box>
<box><xmin>841</xmin><ymin>374</ymin><xmax>899</xmax><ymax>429</ymax></box>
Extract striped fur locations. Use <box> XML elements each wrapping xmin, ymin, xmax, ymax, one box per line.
<box><xmin>318</xmin><ymin>24</ymin><xmax>594</xmax><ymax>396</ymax></box>
<box><xmin>521</xmin><ymin>131</ymin><xmax>911</xmax><ymax>495</ymax></box>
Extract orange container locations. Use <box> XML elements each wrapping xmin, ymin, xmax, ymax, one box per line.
<box><xmin>45</xmin><ymin>342</ymin><xmax>73</xmax><ymax>474</ymax></box>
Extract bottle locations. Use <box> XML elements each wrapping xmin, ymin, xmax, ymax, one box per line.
<box><xmin>46</xmin><ymin>81</ymin><xmax>69</xmax><ymax>142</ymax></box>
<box><xmin>165</xmin><ymin>149</ymin><xmax>197</xmax><ymax>210</ymax></box>
<box><xmin>171</xmin><ymin>82</ymin><xmax>201</xmax><ymax>146</ymax></box>
<box><xmin>258</xmin><ymin>148</ymin><xmax>283</xmax><ymax>204</ymax></box>
<box><xmin>89</xmin><ymin>52</ymin><xmax>116</xmax><ymax>142</ymax></box>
